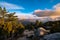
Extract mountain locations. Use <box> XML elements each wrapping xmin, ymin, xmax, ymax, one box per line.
<box><xmin>18</xmin><ymin>16</ymin><xmax>60</xmax><ymax>23</ymax></box>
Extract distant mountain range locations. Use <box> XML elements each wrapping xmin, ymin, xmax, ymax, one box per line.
<box><xmin>18</xmin><ymin>16</ymin><xmax>60</xmax><ymax>23</ymax></box>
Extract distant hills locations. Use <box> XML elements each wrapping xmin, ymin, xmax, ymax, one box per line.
<box><xmin>18</xmin><ymin>16</ymin><xmax>60</xmax><ymax>23</ymax></box>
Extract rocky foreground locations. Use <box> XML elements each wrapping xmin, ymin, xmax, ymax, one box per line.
<box><xmin>17</xmin><ymin>33</ymin><xmax>60</xmax><ymax>40</ymax></box>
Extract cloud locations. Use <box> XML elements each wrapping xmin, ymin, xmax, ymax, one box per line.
<box><xmin>34</xmin><ymin>9</ymin><xmax>43</xmax><ymax>13</ymax></box>
<box><xmin>14</xmin><ymin>11</ymin><xmax>37</xmax><ymax>19</ymax></box>
<box><xmin>33</xmin><ymin>3</ymin><xmax>60</xmax><ymax>17</ymax></box>
<box><xmin>51</xmin><ymin>3</ymin><xmax>60</xmax><ymax>16</ymax></box>
<box><xmin>14</xmin><ymin>3</ymin><xmax>60</xmax><ymax>22</ymax></box>
<box><xmin>18</xmin><ymin>14</ymin><xmax>37</xmax><ymax>20</ymax></box>
<box><xmin>0</xmin><ymin>2</ymin><xmax>60</xmax><ymax>22</ymax></box>
<box><xmin>7</xmin><ymin>3</ymin><xmax>60</xmax><ymax>22</ymax></box>
<box><xmin>14</xmin><ymin>9</ymin><xmax>60</xmax><ymax>22</ymax></box>
<box><xmin>33</xmin><ymin>9</ymin><xmax>53</xmax><ymax>17</ymax></box>
<box><xmin>0</xmin><ymin>2</ymin><xmax>24</xmax><ymax>10</ymax></box>
<box><xmin>53</xmin><ymin>3</ymin><xmax>60</xmax><ymax>12</ymax></box>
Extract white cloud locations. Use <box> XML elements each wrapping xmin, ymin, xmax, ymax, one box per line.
<box><xmin>0</xmin><ymin>2</ymin><xmax>24</xmax><ymax>10</ymax></box>
<box><xmin>53</xmin><ymin>3</ymin><xmax>60</xmax><ymax>8</ymax></box>
<box><xmin>14</xmin><ymin>11</ymin><xmax>37</xmax><ymax>19</ymax></box>
<box><xmin>33</xmin><ymin>9</ymin><xmax>53</xmax><ymax>17</ymax></box>
<box><xmin>53</xmin><ymin>3</ymin><xmax>60</xmax><ymax>12</ymax></box>
<box><xmin>34</xmin><ymin>9</ymin><xmax>43</xmax><ymax>13</ymax></box>
<box><xmin>0</xmin><ymin>2</ymin><xmax>60</xmax><ymax>22</ymax></box>
<box><xmin>50</xmin><ymin>3</ymin><xmax>60</xmax><ymax>16</ymax></box>
<box><xmin>14</xmin><ymin>3</ymin><xmax>60</xmax><ymax>21</ymax></box>
<box><xmin>33</xmin><ymin>3</ymin><xmax>60</xmax><ymax>17</ymax></box>
<box><xmin>15</xmin><ymin>11</ymin><xmax>33</xmax><ymax>16</ymax></box>
<box><xmin>14</xmin><ymin>2</ymin><xmax>60</xmax><ymax>20</ymax></box>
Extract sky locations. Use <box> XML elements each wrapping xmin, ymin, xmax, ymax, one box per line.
<box><xmin>0</xmin><ymin>0</ymin><xmax>60</xmax><ymax>19</ymax></box>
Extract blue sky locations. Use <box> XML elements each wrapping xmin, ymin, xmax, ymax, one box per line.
<box><xmin>0</xmin><ymin>0</ymin><xmax>60</xmax><ymax>15</ymax></box>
